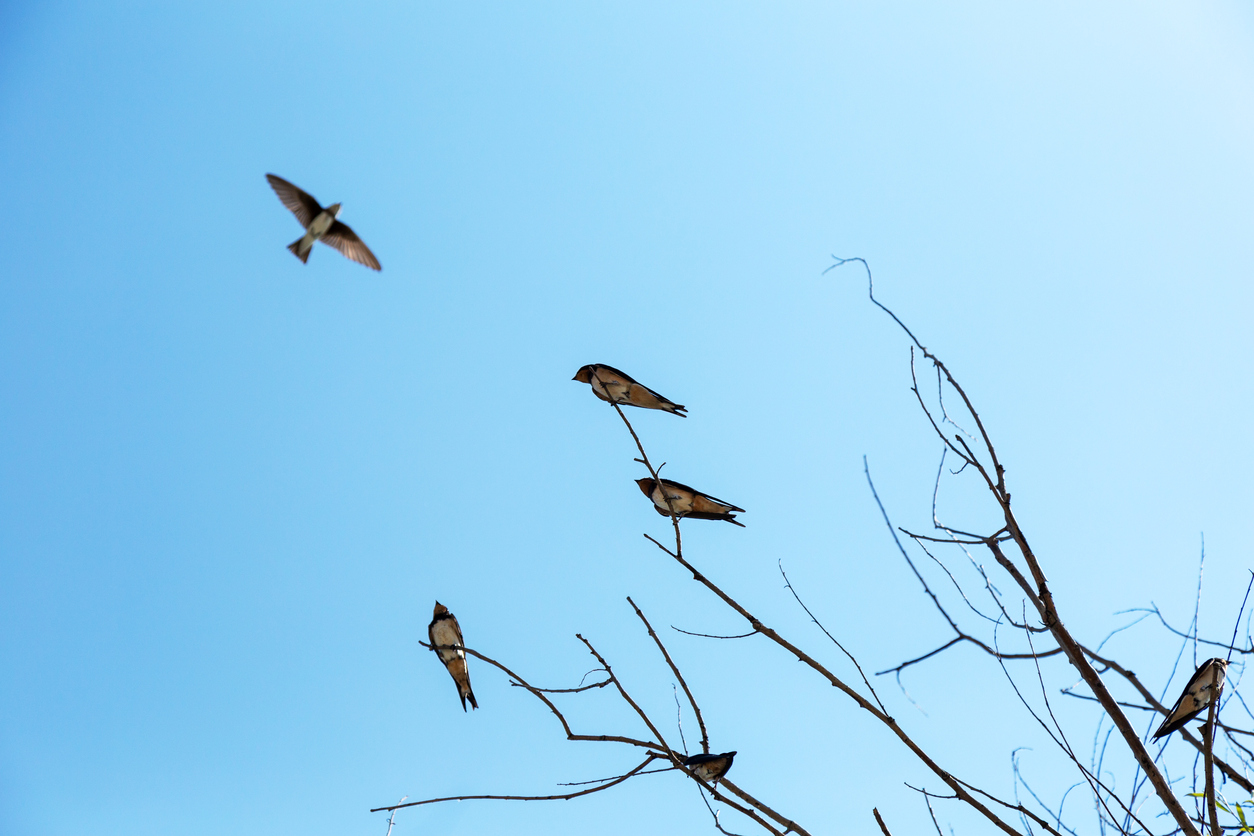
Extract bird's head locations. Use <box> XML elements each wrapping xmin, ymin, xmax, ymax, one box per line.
<box><xmin>327</xmin><ymin>202</ymin><xmax>343</xmax><ymax>218</ymax></box>
<box><xmin>433</xmin><ymin>601</ymin><xmax>449</xmax><ymax>617</ymax></box>
<box><xmin>635</xmin><ymin>478</ymin><xmax>656</xmax><ymax>496</ymax></box>
<box><xmin>572</xmin><ymin>365</ymin><xmax>595</xmax><ymax>383</ymax></box>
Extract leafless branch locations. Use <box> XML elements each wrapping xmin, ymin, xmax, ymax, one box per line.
<box><xmin>873</xmin><ymin>807</ymin><xmax>895</xmax><ymax>836</ymax></box>
<box><xmin>672</xmin><ymin>626</ymin><xmax>758</xmax><ymax>640</ymax></box>
<box><xmin>629</xmin><ymin>596</ymin><xmax>710</xmax><ymax>754</ymax></box>
<box><xmin>828</xmin><ymin>254</ymin><xmax>1202</xmax><ymax>835</ymax></box>
<box><xmin>778</xmin><ymin>560</ymin><xmax>887</xmax><ymax>713</ymax></box>
<box><xmin>370</xmin><ymin>755</ymin><xmax>664</xmax><ymax>812</ymax></box>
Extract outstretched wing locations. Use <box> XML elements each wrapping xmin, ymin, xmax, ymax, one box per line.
<box><xmin>322</xmin><ymin>220</ymin><xmax>382</xmax><ymax>271</ymax></box>
<box><xmin>266</xmin><ymin>174</ymin><xmax>322</xmax><ymax>228</ymax></box>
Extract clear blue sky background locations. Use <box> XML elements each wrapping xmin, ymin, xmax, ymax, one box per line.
<box><xmin>2</xmin><ymin>2</ymin><xmax>1253</xmax><ymax>834</ymax></box>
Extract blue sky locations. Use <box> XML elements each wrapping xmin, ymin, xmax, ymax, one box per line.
<box><xmin>2</xmin><ymin>2</ymin><xmax>1253</xmax><ymax>834</ymax></box>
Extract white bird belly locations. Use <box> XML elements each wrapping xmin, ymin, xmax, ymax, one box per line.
<box><xmin>431</xmin><ymin>621</ymin><xmax>465</xmax><ymax>663</ymax></box>
<box><xmin>308</xmin><ymin>211</ymin><xmax>336</xmax><ymax>240</ymax></box>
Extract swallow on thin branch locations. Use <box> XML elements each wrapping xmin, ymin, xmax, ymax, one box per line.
<box><xmin>684</xmin><ymin>751</ymin><xmax>737</xmax><ymax>784</ymax></box>
<box><xmin>265</xmin><ymin>174</ymin><xmax>381</xmax><ymax>270</ymax></box>
<box><xmin>636</xmin><ymin>477</ymin><xmax>744</xmax><ymax>526</ymax></box>
<box><xmin>428</xmin><ymin>602</ymin><xmax>478</xmax><ymax>711</ymax></box>
<box><xmin>1152</xmin><ymin>657</ymin><xmax>1227</xmax><ymax>739</ymax></box>
<box><xmin>572</xmin><ymin>364</ymin><xmax>686</xmax><ymax>416</ymax></box>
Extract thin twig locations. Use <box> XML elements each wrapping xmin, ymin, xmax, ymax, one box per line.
<box><xmin>672</xmin><ymin>626</ymin><xmax>758</xmax><ymax>640</ymax></box>
<box><xmin>829</xmin><ymin>253</ymin><xmax>1201</xmax><ymax>834</ymax></box>
<box><xmin>629</xmin><ymin>596</ymin><xmax>710</xmax><ymax>754</ymax></box>
<box><xmin>778</xmin><ymin>560</ymin><xmax>887</xmax><ymax>713</ymax></box>
<box><xmin>370</xmin><ymin>755</ymin><xmax>662</xmax><ymax>812</ymax></box>
<box><xmin>383</xmin><ymin>797</ymin><xmax>406</xmax><ymax>836</ymax></box>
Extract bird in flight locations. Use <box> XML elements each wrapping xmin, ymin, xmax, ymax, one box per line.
<box><xmin>683</xmin><ymin>751</ymin><xmax>737</xmax><ymax>784</ymax></box>
<box><xmin>265</xmin><ymin>174</ymin><xmax>381</xmax><ymax>270</ymax></box>
<box><xmin>572</xmin><ymin>364</ymin><xmax>686</xmax><ymax>416</ymax></box>
<box><xmin>636</xmin><ymin>477</ymin><xmax>744</xmax><ymax>526</ymax></box>
<box><xmin>428</xmin><ymin>602</ymin><xmax>478</xmax><ymax>711</ymax></box>
<box><xmin>1152</xmin><ymin>657</ymin><xmax>1227</xmax><ymax>739</ymax></box>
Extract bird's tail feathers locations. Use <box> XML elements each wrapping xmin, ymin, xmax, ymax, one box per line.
<box><xmin>287</xmin><ymin>238</ymin><xmax>311</xmax><ymax>264</ymax></box>
<box><xmin>464</xmin><ymin>687</ymin><xmax>479</xmax><ymax>711</ymax></box>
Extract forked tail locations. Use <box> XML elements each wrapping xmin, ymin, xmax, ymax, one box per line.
<box><xmin>287</xmin><ymin>238</ymin><xmax>311</xmax><ymax>264</ymax></box>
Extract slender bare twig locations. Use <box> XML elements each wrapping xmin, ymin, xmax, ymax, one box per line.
<box><xmin>370</xmin><ymin>755</ymin><xmax>663</xmax><ymax>812</ymax></box>
<box><xmin>672</xmin><ymin>626</ymin><xmax>758</xmax><ymax>640</ymax></box>
<box><xmin>989</xmin><ymin>617</ymin><xmax>1144</xmax><ymax>835</ymax></box>
<box><xmin>1078</xmin><ymin>644</ymin><xmax>1254</xmax><ymax>793</ymax></box>
<box><xmin>559</xmin><ymin>765</ymin><xmax>678</xmax><ymax>786</ymax></box>
<box><xmin>778</xmin><ymin>561</ymin><xmax>887</xmax><ymax>713</ymax></box>
<box><xmin>831</xmin><ymin>254</ymin><xmax>1202</xmax><ymax>835</ymax></box>
<box><xmin>628</xmin><ymin>596</ymin><xmax>710</xmax><ymax>754</ymax></box>
<box><xmin>617</xmin><ymin>416</ymin><xmax>1029</xmax><ymax>835</ymax></box>
<box><xmin>697</xmin><ymin>783</ymin><xmax>750</xmax><ymax>836</ymax></box>
<box><xmin>512</xmin><ymin>677</ymin><xmax>612</xmax><ymax>694</ymax></box>
<box><xmin>418</xmin><ymin>639</ymin><xmax>663</xmax><ymax>751</ymax></box>
<box><xmin>383</xmin><ymin>797</ymin><xmax>406</xmax><ymax>836</ymax></box>
<box><xmin>1125</xmin><ymin>606</ymin><xmax>1254</xmax><ymax>655</ymax></box>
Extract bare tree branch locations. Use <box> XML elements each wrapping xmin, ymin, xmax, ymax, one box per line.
<box><xmin>628</xmin><ymin>596</ymin><xmax>710</xmax><ymax>755</ymax></box>
<box><xmin>370</xmin><ymin>755</ymin><xmax>664</xmax><ymax>812</ymax></box>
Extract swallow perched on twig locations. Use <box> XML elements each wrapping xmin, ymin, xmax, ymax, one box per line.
<box><xmin>1152</xmin><ymin>657</ymin><xmax>1227</xmax><ymax>739</ymax></box>
<box><xmin>636</xmin><ymin>477</ymin><xmax>744</xmax><ymax>526</ymax></box>
<box><xmin>265</xmin><ymin>174</ymin><xmax>381</xmax><ymax>270</ymax></box>
<box><xmin>684</xmin><ymin>751</ymin><xmax>737</xmax><ymax>784</ymax></box>
<box><xmin>428</xmin><ymin>602</ymin><xmax>478</xmax><ymax>711</ymax></box>
<box><xmin>572</xmin><ymin>365</ymin><xmax>687</xmax><ymax>416</ymax></box>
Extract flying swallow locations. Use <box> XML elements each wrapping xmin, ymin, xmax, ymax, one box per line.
<box><xmin>265</xmin><ymin>174</ymin><xmax>381</xmax><ymax>270</ymax></box>
<box><xmin>1152</xmin><ymin>657</ymin><xmax>1227</xmax><ymax>739</ymax></box>
<box><xmin>636</xmin><ymin>477</ymin><xmax>744</xmax><ymax>526</ymax></box>
<box><xmin>428</xmin><ymin>602</ymin><xmax>478</xmax><ymax>712</ymax></box>
<box><xmin>683</xmin><ymin>751</ymin><xmax>737</xmax><ymax>784</ymax></box>
<box><xmin>572</xmin><ymin>365</ymin><xmax>687</xmax><ymax>416</ymax></box>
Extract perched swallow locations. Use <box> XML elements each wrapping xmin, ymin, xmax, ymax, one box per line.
<box><xmin>265</xmin><ymin>174</ymin><xmax>381</xmax><ymax>270</ymax></box>
<box><xmin>636</xmin><ymin>477</ymin><xmax>745</xmax><ymax>526</ymax></box>
<box><xmin>428</xmin><ymin>602</ymin><xmax>478</xmax><ymax>711</ymax></box>
<box><xmin>684</xmin><ymin>751</ymin><xmax>737</xmax><ymax>784</ymax></box>
<box><xmin>572</xmin><ymin>365</ymin><xmax>687</xmax><ymax>416</ymax></box>
<box><xmin>1152</xmin><ymin>657</ymin><xmax>1227</xmax><ymax>739</ymax></box>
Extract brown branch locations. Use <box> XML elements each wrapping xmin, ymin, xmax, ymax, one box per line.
<box><xmin>510</xmin><ymin>674</ymin><xmax>612</xmax><ymax>694</ymax></box>
<box><xmin>1079</xmin><ymin>644</ymin><xmax>1254</xmax><ymax>793</ymax></box>
<box><xmin>369</xmin><ymin>754</ymin><xmax>663</xmax><ymax>812</ymax></box>
<box><xmin>877</xmin><ymin>636</ymin><xmax>1064</xmax><ymax>677</ymax></box>
<box><xmin>577</xmin><ymin>634</ymin><xmax>676</xmax><ymax>761</ymax></box>
<box><xmin>952</xmin><ymin>776</ymin><xmax>1068</xmax><ymax>836</ymax></box>
<box><xmin>872</xmin><ymin>807</ymin><xmax>894</xmax><ymax>836</ymax></box>
<box><xmin>778</xmin><ymin>560</ymin><xmax>887</xmax><ymax>713</ymax></box>
<box><xmin>697</xmin><ymin>785</ymin><xmax>751</xmax><ymax>836</ymax></box>
<box><xmin>576</xmin><ymin>631</ymin><xmax>801</xmax><ymax>835</ymax></box>
<box><xmin>642</xmin><ymin>486</ymin><xmax>1027</xmax><ymax>836</ymax></box>
<box><xmin>1123</xmin><ymin>606</ymin><xmax>1254</xmax><ymax>656</ymax></box>
<box><xmin>416</xmin><ymin>640</ymin><xmax>663</xmax><ymax>752</ymax></box>
<box><xmin>982</xmin><ymin>539</ymin><xmax>1204</xmax><ymax>835</ymax></box>
<box><xmin>1205</xmin><ymin>698</ymin><xmax>1220</xmax><ymax>836</ymax></box>
<box><xmin>628</xmin><ymin>596</ymin><xmax>710</xmax><ymax>754</ymax></box>
<box><xmin>987</xmin><ymin>618</ymin><xmax>1146</xmax><ymax>835</ymax></box>
<box><xmin>828</xmin><ymin>256</ymin><xmax>1201</xmax><ymax>835</ymax></box>
<box><xmin>672</xmin><ymin>626</ymin><xmax>758</xmax><ymax>640</ymax></box>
